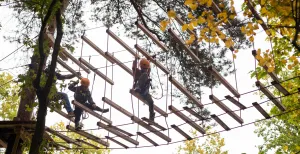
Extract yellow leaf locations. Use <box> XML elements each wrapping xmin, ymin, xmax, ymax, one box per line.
<box><xmin>188</xmin><ymin>23</ymin><xmax>194</xmax><ymax>31</ymax></box>
<box><xmin>241</xmin><ymin>26</ymin><xmax>247</xmax><ymax>34</ymax></box>
<box><xmin>249</xmin><ymin>35</ymin><xmax>254</xmax><ymax>42</ymax></box>
<box><xmin>288</xmin><ymin>64</ymin><xmax>292</xmax><ymax>70</ymax></box>
<box><xmin>257</xmin><ymin>48</ymin><xmax>261</xmax><ymax>55</ymax></box>
<box><xmin>219</xmin><ymin>34</ymin><xmax>226</xmax><ymax>40</ymax></box>
<box><xmin>281</xmin><ymin>59</ymin><xmax>287</xmax><ymax>64</ymax></box>
<box><xmin>160</xmin><ymin>20</ymin><xmax>169</xmax><ymax>31</ymax></box>
<box><xmin>290</xmin><ymin>56</ymin><xmax>297</xmax><ymax>61</ymax></box>
<box><xmin>257</xmin><ymin>20</ymin><xmax>263</xmax><ymax>24</ymax></box>
<box><xmin>184</xmin><ymin>0</ymin><xmax>193</xmax><ymax>6</ymax></box>
<box><xmin>253</xmin><ymin>24</ymin><xmax>259</xmax><ymax>30</ymax></box>
<box><xmin>225</xmin><ymin>40</ymin><xmax>232</xmax><ymax>48</ymax></box>
<box><xmin>198</xmin><ymin>16</ymin><xmax>206</xmax><ymax>24</ymax></box>
<box><xmin>188</xmin><ymin>12</ymin><xmax>195</xmax><ymax>19</ymax></box>
<box><xmin>182</xmin><ymin>24</ymin><xmax>188</xmax><ymax>31</ymax></box>
<box><xmin>234</xmin><ymin>49</ymin><xmax>238</xmax><ymax>53</ymax></box>
<box><xmin>167</xmin><ymin>10</ymin><xmax>176</xmax><ymax>18</ymax></box>
<box><xmin>267</xmin><ymin>67</ymin><xmax>274</xmax><ymax>72</ymax></box>
<box><xmin>191</xmin><ymin>20</ymin><xmax>198</xmax><ymax>27</ymax></box>
<box><xmin>233</xmin><ymin>54</ymin><xmax>236</xmax><ymax>59</ymax></box>
<box><xmin>190</xmin><ymin>3</ymin><xmax>198</xmax><ymax>10</ymax></box>
<box><xmin>261</xmin><ymin>0</ymin><xmax>266</xmax><ymax>5</ymax></box>
<box><xmin>283</xmin><ymin>145</ymin><xmax>288</xmax><ymax>152</ymax></box>
<box><xmin>229</xmin><ymin>14</ymin><xmax>235</xmax><ymax>20</ymax></box>
<box><xmin>207</xmin><ymin>0</ymin><xmax>212</xmax><ymax>7</ymax></box>
<box><xmin>261</xmin><ymin>7</ymin><xmax>267</xmax><ymax>15</ymax></box>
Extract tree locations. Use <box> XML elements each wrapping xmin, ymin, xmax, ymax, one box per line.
<box><xmin>177</xmin><ymin>127</ymin><xmax>228</xmax><ymax>154</ymax></box>
<box><xmin>0</xmin><ymin>73</ymin><xmax>19</xmax><ymax>120</ymax></box>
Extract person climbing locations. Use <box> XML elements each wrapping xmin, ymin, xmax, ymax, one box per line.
<box><xmin>132</xmin><ymin>57</ymin><xmax>155</xmax><ymax>122</ymax></box>
<box><xmin>68</xmin><ymin>78</ymin><xmax>109</xmax><ymax>130</ymax></box>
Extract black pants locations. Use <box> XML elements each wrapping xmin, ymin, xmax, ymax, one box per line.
<box><xmin>136</xmin><ymin>73</ymin><xmax>154</xmax><ymax>116</ymax></box>
<box><xmin>74</xmin><ymin>103</ymin><xmax>94</xmax><ymax>124</ymax></box>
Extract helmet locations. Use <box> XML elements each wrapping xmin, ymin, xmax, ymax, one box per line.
<box><xmin>139</xmin><ymin>58</ymin><xmax>150</xmax><ymax>69</ymax></box>
<box><xmin>80</xmin><ymin>78</ymin><xmax>90</xmax><ymax>87</ymax></box>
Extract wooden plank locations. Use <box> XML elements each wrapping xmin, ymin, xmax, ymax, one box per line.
<box><xmin>106</xmin><ymin>29</ymin><xmax>140</xmax><ymax>58</ymax></box>
<box><xmin>171</xmin><ymin>124</ymin><xmax>192</xmax><ymax>140</ymax></box>
<box><xmin>135</xmin><ymin>44</ymin><xmax>170</xmax><ymax>74</ymax></box>
<box><xmin>208</xmin><ymin>66</ymin><xmax>240</xmax><ymax>98</ymax></box>
<box><xmin>255</xmin><ymin>81</ymin><xmax>286</xmax><ymax>111</ymax></box>
<box><xmin>72</xmin><ymin>100</ymin><xmax>112</xmax><ymax>125</ymax></box>
<box><xmin>79</xmin><ymin>58</ymin><xmax>114</xmax><ymax>85</ymax></box>
<box><xmin>168</xmin><ymin>28</ymin><xmax>201</xmax><ymax>63</ymax></box>
<box><xmin>0</xmin><ymin>139</ymin><xmax>7</xmax><ymax>148</ymax></box>
<box><xmin>131</xmin><ymin>116</ymin><xmax>171</xmax><ymax>142</ymax></box>
<box><xmin>46</xmin><ymin>127</ymin><xmax>81</xmax><ymax>147</ymax></box>
<box><xmin>252</xmin><ymin>102</ymin><xmax>271</xmax><ymax>119</ymax></box>
<box><xmin>81</xmin><ymin>35</ymin><xmax>115</xmax><ymax>63</ymax></box>
<box><xmin>108</xmin><ymin>125</ymin><xmax>134</xmax><ymax>137</ymax></box>
<box><xmin>252</xmin><ymin>50</ymin><xmax>280</xmax><ymax>83</ymax></box>
<box><xmin>76</xmin><ymin>139</ymin><xmax>100</xmax><ymax>149</ymax></box>
<box><xmin>136</xmin><ymin>22</ymin><xmax>169</xmax><ymax>53</ymax></box>
<box><xmin>105</xmin><ymin>136</ymin><xmax>129</xmax><ymax>149</ymax></box>
<box><xmin>97</xmin><ymin>122</ymin><xmax>139</xmax><ymax>146</ymax></box>
<box><xmin>0</xmin><ymin>121</ymin><xmax>36</xmax><ymax>128</ymax></box>
<box><xmin>105</xmin><ymin>52</ymin><xmax>133</xmax><ymax>76</ymax></box>
<box><xmin>183</xmin><ymin>106</ymin><xmax>205</xmax><ymax>120</ymax></box>
<box><xmin>66</xmin><ymin>125</ymin><xmax>110</xmax><ymax>147</ymax></box>
<box><xmin>209</xmin><ymin>95</ymin><xmax>244</xmax><ymax>124</ymax></box>
<box><xmin>141</xmin><ymin>117</ymin><xmax>167</xmax><ymax>131</ymax></box>
<box><xmin>169</xmin><ymin>105</ymin><xmax>206</xmax><ymax>134</ymax></box>
<box><xmin>169</xmin><ymin>76</ymin><xmax>203</xmax><ymax>108</ymax></box>
<box><xmin>60</xmin><ymin>50</ymin><xmax>91</xmax><ymax>74</ymax></box>
<box><xmin>271</xmin><ymin>81</ymin><xmax>290</xmax><ymax>96</ymax></box>
<box><xmin>102</xmin><ymin>97</ymin><xmax>133</xmax><ymax>118</ymax></box>
<box><xmin>57</xmin><ymin>58</ymin><xmax>83</xmax><ymax>79</ymax></box>
<box><xmin>129</xmin><ymin>89</ymin><xmax>168</xmax><ymax>117</ymax></box>
<box><xmin>174</xmin><ymin>16</ymin><xmax>195</xmax><ymax>36</ymax></box>
<box><xmin>224</xmin><ymin>95</ymin><xmax>247</xmax><ymax>110</ymax></box>
<box><xmin>137</xmin><ymin>132</ymin><xmax>158</xmax><ymax>146</ymax></box>
<box><xmin>211</xmin><ymin>114</ymin><xmax>230</xmax><ymax>131</ymax></box>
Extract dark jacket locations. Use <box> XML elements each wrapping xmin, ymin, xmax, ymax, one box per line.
<box><xmin>68</xmin><ymin>82</ymin><xmax>95</xmax><ymax>105</ymax></box>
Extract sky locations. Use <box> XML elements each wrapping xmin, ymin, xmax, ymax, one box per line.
<box><xmin>0</xmin><ymin>1</ymin><xmax>277</xmax><ymax>154</ymax></box>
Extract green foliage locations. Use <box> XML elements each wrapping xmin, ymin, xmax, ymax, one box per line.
<box><xmin>0</xmin><ymin>73</ymin><xmax>20</xmax><ymax>120</ymax></box>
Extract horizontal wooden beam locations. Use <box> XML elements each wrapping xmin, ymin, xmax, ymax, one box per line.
<box><xmin>137</xmin><ymin>132</ymin><xmax>158</xmax><ymax>146</ymax></box>
<box><xmin>141</xmin><ymin>117</ymin><xmax>167</xmax><ymax>131</ymax></box>
<box><xmin>136</xmin><ymin>22</ymin><xmax>169</xmax><ymax>53</ymax></box>
<box><xmin>97</xmin><ymin>121</ymin><xmax>139</xmax><ymax>146</ymax></box>
<box><xmin>209</xmin><ymin>95</ymin><xmax>244</xmax><ymax>124</ymax></box>
<box><xmin>252</xmin><ymin>102</ymin><xmax>271</xmax><ymax>119</ymax></box>
<box><xmin>79</xmin><ymin>58</ymin><xmax>114</xmax><ymax>85</ymax></box>
<box><xmin>57</xmin><ymin>58</ymin><xmax>83</xmax><ymax>79</ymax></box>
<box><xmin>81</xmin><ymin>35</ymin><xmax>115</xmax><ymax>64</ymax></box>
<box><xmin>45</xmin><ymin>127</ymin><xmax>81</xmax><ymax>147</ymax></box>
<box><xmin>252</xmin><ymin>50</ymin><xmax>280</xmax><ymax>83</ymax></box>
<box><xmin>0</xmin><ymin>121</ymin><xmax>36</xmax><ymax>128</ymax></box>
<box><xmin>255</xmin><ymin>81</ymin><xmax>286</xmax><ymax>111</ymax></box>
<box><xmin>211</xmin><ymin>114</ymin><xmax>230</xmax><ymax>131</ymax></box>
<box><xmin>171</xmin><ymin>125</ymin><xmax>192</xmax><ymax>140</ymax></box>
<box><xmin>169</xmin><ymin>105</ymin><xmax>206</xmax><ymax>134</ymax></box>
<box><xmin>61</xmin><ymin>50</ymin><xmax>91</xmax><ymax>74</ymax></box>
<box><xmin>224</xmin><ymin>95</ymin><xmax>246</xmax><ymax>110</ymax></box>
<box><xmin>183</xmin><ymin>106</ymin><xmax>205</xmax><ymax>120</ymax></box>
<box><xmin>131</xmin><ymin>116</ymin><xmax>171</xmax><ymax>142</ymax></box>
<box><xmin>105</xmin><ymin>52</ymin><xmax>133</xmax><ymax>76</ymax></box>
<box><xmin>106</xmin><ymin>29</ymin><xmax>140</xmax><ymax>58</ymax></box>
<box><xmin>169</xmin><ymin>76</ymin><xmax>203</xmax><ymax>108</ymax></box>
<box><xmin>135</xmin><ymin>44</ymin><xmax>170</xmax><ymax>74</ymax></box>
<box><xmin>208</xmin><ymin>66</ymin><xmax>240</xmax><ymax>98</ymax></box>
<box><xmin>76</xmin><ymin>139</ymin><xmax>100</xmax><ymax>149</ymax></box>
<box><xmin>130</xmin><ymin>89</ymin><xmax>168</xmax><ymax>117</ymax></box>
<box><xmin>66</xmin><ymin>125</ymin><xmax>110</xmax><ymax>147</ymax></box>
<box><xmin>271</xmin><ymin>81</ymin><xmax>290</xmax><ymax>96</ymax></box>
<box><xmin>108</xmin><ymin>125</ymin><xmax>134</xmax><ymax>137</ymax></box>
<box><xmin>168</xmin><ymin>28</ymin><xmax>201</xmax><ymax>63</ymax></box>
<box><xmin>72</xmin><ymin>100</ymin><xmax>112</xmax><ymax>125</ymax></box>
<box><xmin>105</xmin><ymin>136</ymin><xmax>129</xmax><ymax>149</ymax></box>
<box><xmin>102</xmin><ymin>97</ymin><xmax>133</xmax><ymax>118</ymax></box>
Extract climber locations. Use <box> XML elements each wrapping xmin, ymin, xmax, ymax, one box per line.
<box><xmin>68</xmin><ymin>78</ymin><xmax>109</xmax><ymax>130</ymax></box>
<box><xmin>132</xmin><ymin>57</ymin><xmax>155</xmax><ymax>122</ymax></box>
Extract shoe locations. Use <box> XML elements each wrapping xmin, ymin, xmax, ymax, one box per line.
<box><xmin>134</xmin><ymin>87</ymin><xmax>141</xmax><ymax>93</ymax></box>
<box><xmin>149</xmin><ymin>112</ymin><xmax>155</xmax><ymax>122</ymax></box>
<box><xmin>102</xmin><ymin>108</ymin><xmax>109</xmax><ymax>113</ymax></box>
<box><xmin>75</xmin><ymin>122</ymin><xmax>82</xmax><ymax>131</ymax></box>
<box><xmin>68</xmin><ymin>111</ymin><xmax>75</xmax><ymax>117</ymax></box>
<box><xmin>94</xmin><ymin>106</ymin><xmax>109</xmax><ymax>113</ymax></box>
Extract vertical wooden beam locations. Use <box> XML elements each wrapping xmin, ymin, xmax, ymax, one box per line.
<box><xmin>60</xmin><ymin>50</ymin><xmax>91</xmax><ymax>74</ymax></box>
<box><xmin>106</xmin><ymin>29</ymin><xmax>140</xmax><ymax>58</ymax></box>
<box><xmin>72</xmin><ymin>100</ymin><xmax>112</xmax><ymax>125</ymax></box>
<box><xmin>171</xmin><ymin>125</ymin><xmax>192</xmax><ymax>140</ymax></box>
<box><xmin>79</xmin><ymin>58</ymin><xmax>114</xmax><ymax>85</ymax></box>
<box><xmin>66</xmin><ymin>125</ymin><xmax>110</xmax><ymax>147</ymax></box>
<box><xmin>169</xmin><ymin>76</ymin><xmax>203</xmax><ymax>108</ymax></box>
<box><xmin>105</xmin><ymin>136</ymin><xmax>129</xmax><ymax>149</ymax></box>
<box><xmin>168</xmin><ymin>28</ymin><xmax>201</xmax><ymax>63</ymax></box>
<box><xmin>255</xmin><ymin>81</ymin><xmax>286</xmax><ymax>111</ymax></box>
<box><xmin>209</xmin><ymin>95</ymin><xmax>244</xmax><ymax>124</ymax></box>
<box><xmin>252</xmin><ymin>102</ymin><xmax>271</xmax><ymax>119</ymax></box>
<box><xmin>104</xmin><ymin>52</ymin><xmax>133</xmax><ymax>76</ymax></box>
<box><xmin>208</xmin><ymin>66</ymin><xmax>240</xmax><ymax>98</ymax></box>
<box><xmin>211</xmin><ymin>114</ymin><xmax>230</xmax><ymax>131</ymax></box>
<box><xmin>137</xmin><ymin>132</ymin><xmax>159</xmax><ymax>146</ymax></box>
<box><xmin>169</xmin><ymin>105</ymin><xmax>206</xmax><ymax>134</ymax></box>
<box><xmin>57</xmin><ymin>58</ymin><xmax>83</xmax><ymax>79</ymax></box>
<box><xmin>224</xmin><ymin>95</ymin><xmax>246</xmax><ymax>110</ymax></box>
<box><xmin>183</xmin><ymin>106</ymin><xmax>205</xmax><ymax>120</ymax></box>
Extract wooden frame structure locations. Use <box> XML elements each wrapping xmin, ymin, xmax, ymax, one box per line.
<box><xmin>169</xmin><ymin>76</ymin><xmax>203</xmax><ymax>108</ymax></box>
<box><xmin>171</xmin><ymin>125</ymin><xmax>192</xmax><ymax>140</ymax></box>
<box><xmin>208</xmin><ymin>66</ymin><xmax>240</xmax><ymax>98</ymax></box>
<box><xmin>209</xmin><ymin>95</ymin><xmax>244</xmax><ymax>124</ymax></box>
<box><xmin>79</xmin><ymin>58</ymin><xmax>114</xmax><ymax>85</ymax></box>
<box><xmin>255</xmin><ymin>81</ymin><xmax>286</xmax><ymax>111</ymax></box>
<box><xmin>252</xmin><ymin>102</ymin><xmax>271</xmax><ymax>119</ymax></box>
<box><xmin>224</xmin><ymin>95</ymin><xmax>246</xmax><ymax>110</ymax></box>
<box><xmin>137</xmin><ymin>132</ymin><xmax>159</xmax><ymax>146</ymax></box>
<box><xmin>211</xmin><ymin>114</ymin><xmax>230</xmax><ymax>131</ymax></box>
<box><xmin>169</xmin><ymin>105</ymin><xmax>206</xmax><ymax>134</ymax></box>
<box><xmin>57</xmin><ymin>58</ymin><xmax>83</xmax><ymax>79</ymax></box>
<box><xmin>72</xmin><ymin>100</ymin><xmax>112</xmax><ymax>125</ymax></box>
